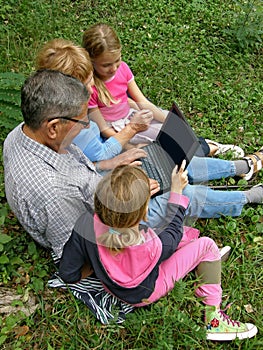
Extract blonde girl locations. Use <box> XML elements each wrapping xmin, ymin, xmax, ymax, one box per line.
<box><xmin>59</xmin><ymin>163</ymin><xmax>257</xmax><ymax>341</ymax></box>
<box><xmin>82</xmin><ymin>23</ymin><xmax>166</xmax><ymax>144</ymax></box>
<box><xmin>82</xmin><ymin>23</ymin><xmax>245</xmax><ymax>157</ymax></box>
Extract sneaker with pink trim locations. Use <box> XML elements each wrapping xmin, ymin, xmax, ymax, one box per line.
<box><xmin>205</xmin><ymin>305</ymin><xmax>258</xmax><ymax>341</ymax></box>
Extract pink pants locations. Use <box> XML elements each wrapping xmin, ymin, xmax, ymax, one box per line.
<box><xmin>134</xmin><ymin>234</ymin><xmax>222</xmax><ymax>307</ymax></box>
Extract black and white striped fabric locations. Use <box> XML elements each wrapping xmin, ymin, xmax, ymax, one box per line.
<box><xmin>48</xmin><ymin>272</ymin><xmax>134</xmax><ymax>324</ymax></box>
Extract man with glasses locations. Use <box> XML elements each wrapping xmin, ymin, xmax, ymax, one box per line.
<box><xmin>3</xmin><ymin>69</ymin><xmax>149</xmax><ymax>259</ymax></box>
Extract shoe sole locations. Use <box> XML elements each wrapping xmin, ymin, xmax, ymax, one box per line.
<box><xmin>206</xmin><ymin>323</ymin><xmax>258</xmax><ymax>341</ymax></box>
<box><xmin>219</xmin><ymin>246</ymin><xmax>231</xmax><ymax>262</ymax></box>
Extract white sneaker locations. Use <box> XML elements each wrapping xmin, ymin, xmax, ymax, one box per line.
<box><xmin>219</xmin><ymin>246</ymin><xmax>231</xmax><ymax>262</ymax></box>
<box><xmin>205</xmin><ymin>139</ymin><xmax>245</xmax><ymax>158</ymax></box>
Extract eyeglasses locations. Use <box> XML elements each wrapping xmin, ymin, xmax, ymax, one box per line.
<box><xmin>48</xmin><ymin>115</ymin><xmax>90</xmax><ymax>127</ymax></box>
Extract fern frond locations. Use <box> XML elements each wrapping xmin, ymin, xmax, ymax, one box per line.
<box><xmin>0</xmin><ymin>72</ymin><xmax>25</xmax><ymax>141</ymax></box>
<box><xmin>0</xmin><ymin>72</ymin><xmax>25</xmax><ymax>90</ymax></box>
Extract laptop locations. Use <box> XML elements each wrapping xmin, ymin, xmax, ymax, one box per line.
<box><xmin>140</xmin><ymin>101</ymin><xmax>201</xmax><ymax>197</ymax></box>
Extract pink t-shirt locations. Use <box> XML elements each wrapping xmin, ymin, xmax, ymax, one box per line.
<box><xmin>88</xmin><ymin>61</ymin><xmax>134</xmax><ymax>122</ymax></box>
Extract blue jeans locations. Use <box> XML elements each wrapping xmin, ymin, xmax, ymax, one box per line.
<box><xmin>147</xmin><ymin>156</ymin><xmax>247</xmax><ymax>226</ymax></box>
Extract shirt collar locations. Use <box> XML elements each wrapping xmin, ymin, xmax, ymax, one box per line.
<box><xmin>18</xmin><ymin>123</ymin><xmax>96</xmax><ymax>173</ymax></box>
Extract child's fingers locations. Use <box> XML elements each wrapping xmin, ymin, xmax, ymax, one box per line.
<box><xmin>182</xmin><ymin>169</ymin><xmax>188</xmax><ymax>177</ymax></box>
<box><xmin>184</xmin><ymin>176</ymin><xmax>189</xmax><ymax>184</ymax></box>
<box><xmin>171</xmin><ymin>165</ymin><xmax>178</xmax><ymax>175</ymax></box>
<box><xmin>179</xmin><ymin>159</ymin><xmax>186</xmax><ymax>172</ymax></box>
<box><xmin>149</xmin><ymin>178</ymin><xmax>160</xmax><ymax>196</ymax></box>
<box><xmin>183</xmin><ymin>171</ymin><xmax>189</xmax><ymax>181</ymax></box>
<box><xmin>180</xmin><ymin>170</ymin><xmax>189</xmax><ymax>184</ymax></box>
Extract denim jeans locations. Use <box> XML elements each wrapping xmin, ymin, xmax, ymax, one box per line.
<box><xmin>147</xmin><ymin>156</ymin><xmax>247</xmax><ymax>227</ymax></box>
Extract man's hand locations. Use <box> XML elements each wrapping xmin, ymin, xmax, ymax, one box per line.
<box><xmin>112</xmin><ymin>148</ymin><xmax>147</xmax><ymax>167</ymax></box>
<box><xmin>99</xmin><ymin>148</ymin><xmax>148</xmax><ymax>170</ymax></box>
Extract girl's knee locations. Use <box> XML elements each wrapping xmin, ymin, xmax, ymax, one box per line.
<box><xmin>199</xmin><ymin>237</ymin><xmax>220</xmax><ymax>256</ymax></box>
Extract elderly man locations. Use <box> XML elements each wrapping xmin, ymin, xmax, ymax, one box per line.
<box><xmin>3</xmin><ymin>69</ymin><xmax>263</xmax><ymax>261</ymax></box>
<box><xmin>3</xmin><ymin>69</ymin><xmax>152</xmax><ymax>259</ymax></box>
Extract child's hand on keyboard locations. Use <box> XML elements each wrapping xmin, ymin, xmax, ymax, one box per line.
<box><xmin>149</xmin><ymin>178</ymin><xmax>161</xmax><ymax>197</ymax></box>
<box><xmin>170</xmin><ymin>160</ymin><xmax>189</xmax><ymax>194</ymax></box>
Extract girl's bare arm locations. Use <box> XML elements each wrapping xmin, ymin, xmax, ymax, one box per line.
<box><xmin>127</xmin><ymin>80</ymin><xmax>166</xmax><ymax>123</ymax></box>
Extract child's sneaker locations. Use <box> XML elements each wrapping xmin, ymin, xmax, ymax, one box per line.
<box><xmin>205</xmin><ymin>305</ymin><xmax>258</xmax><ymax>341</ymax></box>
<box><xmin>241</xmin><ymin>147</ymin><xmax>263</xmax><ymax>180</ymax></box>
<box><xmin>205</xmin><ymin>139</ymin><xmax>245</xmax><ymax>158</ymax></box>
<box><xmin>219</xmin><ymin>245</ymin><xmax>231</xmax><ymax>262</ymax></box>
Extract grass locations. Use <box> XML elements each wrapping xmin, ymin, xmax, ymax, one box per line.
<box><xmin>0</xmin><ymin>0</ymin><xmax>263</xmax><ymax>348</ymax></box>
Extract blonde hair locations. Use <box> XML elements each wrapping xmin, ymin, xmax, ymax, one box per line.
<box><xmin>36</xmin><ymin>38</ymin><xmax>93</xmax><ymax>83</ymax></box>
<box><xmin>94</xmin><ymin>166</ymin><xmax>150</xmax><ymax>252</ymax></box>
<box><xmin>82</xmin><ymin>23</ymin><xmax>121</xmax><ymax>106</ymax></box>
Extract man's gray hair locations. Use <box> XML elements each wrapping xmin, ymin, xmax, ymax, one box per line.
<box><xmin>21</xmin><ymin>69</ymin><xmax>89</xmax><ymax>129</ymax></box>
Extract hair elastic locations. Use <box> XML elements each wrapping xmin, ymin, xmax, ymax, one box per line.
<box><xmin>109</xmin><ymin>228</ymin><xmax>121</xmax><ymax>235</ymax></box>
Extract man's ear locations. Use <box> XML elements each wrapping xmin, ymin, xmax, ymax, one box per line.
<box><xmin>46</xmin><ymin>119</ymin><xmax>60</xmax><ymax>139</ymax></box>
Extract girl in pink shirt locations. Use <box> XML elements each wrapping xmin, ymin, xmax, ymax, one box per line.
<box><xmin>82</xmin><ymin>23</ymin><xmax>245</xmax><ymax>156</ymax></box>
<box><xmin>59</xmin><ymin>163</ymin><xmax>257</xmax><ymax>341</ymax></box>
<box><xmin>83</xmin><ymin>23</ymin><xmax>170</xmax><ymax>144</ymax></box>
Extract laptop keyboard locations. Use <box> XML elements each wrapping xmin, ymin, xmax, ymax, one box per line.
<box><xmin>140</xmin><ymin>143</ymin><xmax>174</xmax><ymax>192</ymax></box>
<box><xmin>141</xmin><ymin>159</ymin><xmax>163</xmax><ymax>187</ymax></box>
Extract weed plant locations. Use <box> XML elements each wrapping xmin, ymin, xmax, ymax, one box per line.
<box><xmin>0</xmin><ymin>0</ymin><xmax>262</xmax><ymax>349</ymax></box>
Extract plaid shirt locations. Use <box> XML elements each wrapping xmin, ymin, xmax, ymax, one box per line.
<box><xmin>3</xmin><ymin>124</ymin><xmax>101</xmax><ymax>259</ymax></box>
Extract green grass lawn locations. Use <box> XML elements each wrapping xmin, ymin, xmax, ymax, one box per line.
<box><xmin>0</xmin><ymin>0</ymin><xmax>262</xmax><ymax>349</ymax></box>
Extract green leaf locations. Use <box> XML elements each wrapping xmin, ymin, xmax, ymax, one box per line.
<box><xmin>256</xmin><ymin>223</ymin><xmax>263</xmax><ymax>234</ymax></box>
<box><xmin>38</xmin><ymin>269</ymin><xmax>48</xmax><ymax>278</ymax></box>
<box><xmin>28</xmin><ymin>241</ymin><xmax>37</xmax><ymax>256</ymax></box>
<box><xmin>226</xmin><ymin>221</ymin><xmax>237</xmax><ymax>232</ymax></box>
<box><xmin>0</xmin><ymin>234</ymin><xmax>12</xmax><ymax>244</ymax></box>
<box><xmin>0</xmin><ymin>335</ymin><xmax>7</xmax><ymax>346</ymax></box>
<box><xmin>0</xmin><ymin>207</ymin><xmax>9</xmax><ymax>226</ymax></box>
<box><xmin>251</xmin><ymin>215</ymin><xmax>260</xmax><ymax>223</ymax></box>
<box><xmin>0</xmin><ymin>255</ymin><xmax>9</xmax><ymax>264</ymax></box>
<box><xmin>10</xmin><ymin>257</ymin><xmax>24</xmax><ymax>265</ymax></box>
<box><xmin>31</xmin><ymin>277</ymin><xmax>44</xmax><ymax>293</ymax></box>
<box><xmin>5</xmin><ymin>313</ymin><xmax>19</xmax><ymax>328</ymax></box>
<box><xmin>11</xmin><ymin>300</ymin><xmax>23</xmax><ymax>307</ymax></box>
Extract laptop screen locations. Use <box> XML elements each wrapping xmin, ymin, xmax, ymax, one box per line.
<box><xmin>157</xmin><ymin>102</ymin><xmax>200</xmax><ymax>168</ymax></box>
